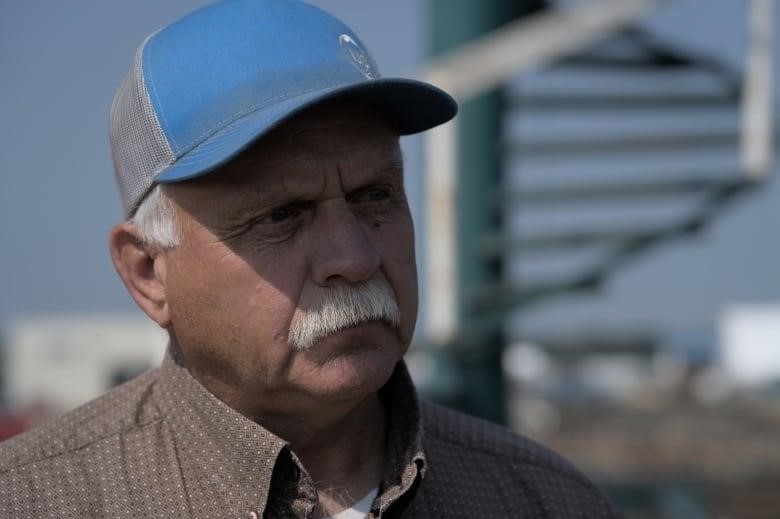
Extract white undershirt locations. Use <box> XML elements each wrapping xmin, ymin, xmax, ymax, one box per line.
<box><xmin>328</xmin><ymin>487</ymin><xmax>378</xmax><ymax>519</ymax></box>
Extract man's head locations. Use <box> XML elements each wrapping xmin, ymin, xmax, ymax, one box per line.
<box><xmin>108</xmin><ymin>0</ymin><xmax>456</xmax><ymax>416</ymax></box>
<box><xmin>109</xmin><ymin>0</ymin><xmax>455</xmax><ymax>218</ymax></box>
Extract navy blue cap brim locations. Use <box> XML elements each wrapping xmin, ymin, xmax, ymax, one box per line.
<box><xmin>155</xmin><ymin>78</ymin><xmax>457</xmax><ymax>184</ymax></box>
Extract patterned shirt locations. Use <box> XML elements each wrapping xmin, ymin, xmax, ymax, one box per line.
<box><xmin>0</xmin><ymin>351</ymin><xmax>621</xmax><ymax>518</ymax></box>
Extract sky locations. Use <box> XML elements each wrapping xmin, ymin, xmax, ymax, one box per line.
<box><xmin>1</xmin><ymin>0</ymin><xmax>778</xmax><ymax>344</ymax></box>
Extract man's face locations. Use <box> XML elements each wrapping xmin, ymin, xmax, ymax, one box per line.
<box><xmin>159</xmin><ymin>101</ymin><xmax>417</xmax><ymax>417</ymax></box>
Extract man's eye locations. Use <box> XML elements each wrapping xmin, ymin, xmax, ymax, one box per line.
<box><xmin>352</xmin><ymin>188</ymin><xmax>391</xmax><ymax>204</ymax></box>
<box><xmin>366</xmin><ymin>189</ymin><xmax>389</xmax><ymax>202</ymax></box>
<box><xmin>269</xmin><ymin>206</ymin><xmax>300</xmax><ymax>223</ymax></box>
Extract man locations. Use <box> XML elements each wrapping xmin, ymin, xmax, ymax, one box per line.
<box><xmin>0</xmin><ymin>1</ymin><xmax>620</xmax><ymax>517</ymax></box>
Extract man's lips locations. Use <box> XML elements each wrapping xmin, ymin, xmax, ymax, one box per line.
<box><xmin>310</xmin><ymin>320</ymin><xmax>395</xmax><ymax>349</ymax></box>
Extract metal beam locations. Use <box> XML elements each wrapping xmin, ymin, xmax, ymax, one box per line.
<box><xmin>425</xmin><ymin>120</ymin><xmax>459</xmax><ymax>344</ymax></box>
<box><xmin>502</xmin><ymin>174</ymin><xmax>743</xmax><ymax>205</ymax></box>
<box><xmin>479</xmin><ymin>223</ymin><xmax>704</xmax><ymax>256</ymax></box>
<box><xmin>742</xmin><ymin>0</ymin><xmax>774</xmax><ymax>180</ymax></box>
<box><xmin>510</xmin><ymin>129</ymin><xmax>739</xmax><ymax>157</ymax></box>
<box><xmin>511</xmin><ymin>93</ymin><xmax>738</xmax><ymax>112</ymax></box>
<box><xmin>421</xmin><ymin>0</ymin><xmax>665</xmax><ymax>102</ymax></box>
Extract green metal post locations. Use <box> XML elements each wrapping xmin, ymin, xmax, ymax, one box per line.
<box><xmin>428</xmin><ymin>0</ymin><xmax>545</xmax><ymax>423</ymax></box>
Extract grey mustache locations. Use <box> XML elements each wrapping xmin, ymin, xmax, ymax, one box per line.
<box><xmin>288</xmin><ymin>278</ymin><xmax>401</xmax><ymax>351</ymax></box>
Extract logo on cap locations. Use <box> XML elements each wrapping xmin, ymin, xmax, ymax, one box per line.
<box><xmin>339</xmin><ymin>34</ymin><xmax>376</xmax><ymax>79</ymax></box>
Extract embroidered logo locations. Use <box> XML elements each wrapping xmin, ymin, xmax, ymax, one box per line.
<box><xmin>339</xmin><ymin>34</ymin><xmax>377</xmax><ymax>79</ymax></box>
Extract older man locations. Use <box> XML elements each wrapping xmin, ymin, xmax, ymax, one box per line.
<box><xmin>0</xmin><ymin>1</ymin><xmax>620</xmax><ymax>517</ymax></box>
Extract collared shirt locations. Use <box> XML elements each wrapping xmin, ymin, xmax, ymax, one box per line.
<box><xmin>0</xmin><ymin>351</ymin><xmax>621</xmax><ymax>518</ymax></box>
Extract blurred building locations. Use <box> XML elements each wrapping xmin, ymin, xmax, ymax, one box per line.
<box><xmin>497</xmin><ymin>322</ymin><xmax>780</xmax><ymax>518</ymax></box>
<box><xmin>2</xmin><ymin>314</ymin><xmax>167</xmax><ymax>416</ymax></box>
<box><xmin>720</xmin><ymin>304</ymin><xmax>780</xmax><ymax>388</ymax></box>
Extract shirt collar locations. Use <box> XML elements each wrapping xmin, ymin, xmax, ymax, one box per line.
<box><xmin>155</xmin><ymin>349</ymin><xmax>425</xmax><ymax>517</ymax></box>
<box><xmin>156</xmin><ymin>350</ymin><xmax>287</xmax><ymax>518</ymax></box>
<box><xmin>376</xmin><ymin>362</ymin><xmax>426</xmax><ymax>514</ymax></box>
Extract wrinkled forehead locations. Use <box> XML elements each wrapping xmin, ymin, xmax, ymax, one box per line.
<box><xmin>255</xmin><ymin>100</ymin><xmax>401</xmax><ymax>159</ymax></box>
<box><xmin>164</xmin><ymin>99</ymin><xmax>404</xmax><ymax>216</ymax></box>
<box><xmin>193</xmin><ymin>100</ymin><xmax>403</xmax><ymax>186</ymax></box>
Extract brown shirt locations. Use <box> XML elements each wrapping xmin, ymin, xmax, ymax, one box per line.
<box><xmin>0</xmin><ymin>351</ymin><xmax>620</xmax><ymax>518</ymax></box>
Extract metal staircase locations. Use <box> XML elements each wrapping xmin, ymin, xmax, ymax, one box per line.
<box><xmin>476</xmin><ymin>26</ymin><xmax>757</xmax><ymax>318</ymax></box>
<box><xmin>416</xmin><ymin>0</ymin><xmax>774</xmax><ymax>423</ymax></box>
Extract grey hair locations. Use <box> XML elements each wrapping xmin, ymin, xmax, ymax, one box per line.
<box><xmin>130</xmin><ymin>185</ymin><xmax>181</xmax><ymax>250</ymax></box>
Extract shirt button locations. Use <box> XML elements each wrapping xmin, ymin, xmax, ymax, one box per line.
<box><xmin>247</xmin><ymin>512</ymin><xmax>258</xmax><ymax>519</ymax></box>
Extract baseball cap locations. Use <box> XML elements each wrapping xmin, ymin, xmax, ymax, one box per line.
<box><xmin>110</xmin><ymin>0</ymin><xmax>458</xmax><ymax>218</ymax></box>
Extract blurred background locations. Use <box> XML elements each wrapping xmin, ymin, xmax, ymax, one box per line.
<box><xmin>1</xmin><ymin>1</ymin><xmax>778</xmax><ymax>517</ymax></box>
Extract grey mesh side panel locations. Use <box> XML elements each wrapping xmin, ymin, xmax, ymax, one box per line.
<box><xmin>110</xmin><ymin>38</ymin><xmax>175</xmax><ymax>218</ymax></box>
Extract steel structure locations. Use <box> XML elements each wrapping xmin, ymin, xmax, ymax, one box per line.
<box><xmin>418</xmin><ymin>0</ymin><xmax>774</xmax><ymax>424</ymax></box>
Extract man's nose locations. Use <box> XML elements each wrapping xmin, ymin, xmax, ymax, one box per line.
<box><xmin>310</xmin><ymin>201</ymin><xmax>381</xmax><ymax>286</ymax></box>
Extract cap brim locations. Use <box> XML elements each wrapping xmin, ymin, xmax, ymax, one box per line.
<box><xmin>155</xmin><ymin>78</ymin><xmax>457</xmax><ymax>184</ymax></box>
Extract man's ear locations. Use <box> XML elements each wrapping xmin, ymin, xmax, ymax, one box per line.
<box><xmin>109</xmin><ymin>223</ymin><xmax>172</xmax><ymax>328</ymax></box>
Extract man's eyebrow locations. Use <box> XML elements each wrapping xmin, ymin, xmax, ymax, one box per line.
<box><xmin>372</xmin><ymin>166</ymin><xmax>404</xmax><ymax>181</ymax></box>
<box><xmin>219</xmin><ymin>185</ymin><xmax>291</xmax><ymax>225</ymax></box>
<box><xmin>217</xmin><ymin>148</ymin><xmax>404</xmax><ymax>217</ymax></box>
<box><xmin>374</xmin><ymin>155</ymin><xmax>405</xmax><ymax>176</ymax></box>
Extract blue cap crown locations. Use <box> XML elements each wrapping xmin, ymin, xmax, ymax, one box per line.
<box><xmin>110</xmin><ymin>0</ymin><xmax>457</xmax><ymax>217</ymax></box>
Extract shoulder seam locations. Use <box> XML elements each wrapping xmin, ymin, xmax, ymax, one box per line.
<box><xmin>0</xmin><ymin>415</ymin><xmax>166</xmax><ymax>475</ymax></box>
<box><xmin>427</xmin><ymin>427</ymin><xmax>617</xmax><ymax>513</ymax></box>
<box><xmin>0</xmin><ymin>371</ymin><xmax>165</xmax><ymax>474</ymax></box>
<box><xmin>423</xmin><ymin>416</ymin><xmax>603</xmax><ymax>496</ymax></box>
